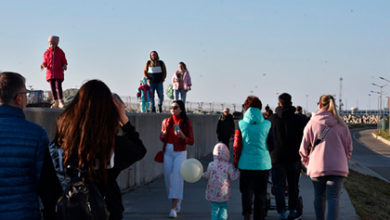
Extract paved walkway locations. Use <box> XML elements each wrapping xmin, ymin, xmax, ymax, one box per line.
<box><xmin>122</xmin><ymin>153</ymin><xmax>358</xmax><ymax>219</ymax></box>
<box><xmin>350</xmin><ymin>129</ymin><xmax>390</xmax><ymax>182</ymax></box>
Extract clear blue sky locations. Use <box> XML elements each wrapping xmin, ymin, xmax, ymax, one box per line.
<box><xmin>1</xmin><ymin>0</ymin><xmax>389</xmax><ymax>113</ymax></box>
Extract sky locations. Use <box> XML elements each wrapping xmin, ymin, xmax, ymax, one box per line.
<box><xmin>1</xmin><ymin>0</ymin><xmax>389</xmax><ymax>113</ymax></box>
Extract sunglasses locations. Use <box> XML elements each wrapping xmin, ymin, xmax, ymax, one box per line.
<box><xmin>170</xmin><ymin>106</ymin><xmax>179</xmax><ymax>110</ymax></box>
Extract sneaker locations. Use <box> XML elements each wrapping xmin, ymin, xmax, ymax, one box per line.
<box><xmin>176</xmin><ymin>200</ymin><xmax>181</xmax><ymax>213</ymax></box>
<box><xmin>288</xmin><ymin>209</ymin><xmax>302</xmax><ymax>220</ymax></box>
<box><xmin>169</xmin><ymin>209</ymin><xmax>177</xmax><ymax>218</ymax></box>
<box><xmin>280</xmin><ymin>211</ymin><xmax>288</xmax><ymax>220</ymax></box>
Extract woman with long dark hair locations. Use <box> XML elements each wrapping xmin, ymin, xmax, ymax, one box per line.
<box><xmin>143</xmin><ymin>51</ymin><xmax>167</xmax><ymax>112</ymax></box>
<box><xmin>160</xmin><ymin>100</ymin><xmax>194</xmax><ymax>218</ymax></box>
<box><xmin>300</xmin><ymin>94</ymin><xmax>352</xmax><ymax>220</ymax></box>
<box><xmin>53</xmin><ymin>80</ymin><xmax>147</xmax><ymax>220</ymax></box>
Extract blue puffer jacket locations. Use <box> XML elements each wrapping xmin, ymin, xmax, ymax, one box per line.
<box><xmin>238</xmin><ymin>107</ymin><xmax>272</xmax><ymax>170</ymax></box>
<box><xmin>0</xmin><ymin>105</ymin><xmax>49</xmax><ymax>220</ymax></box>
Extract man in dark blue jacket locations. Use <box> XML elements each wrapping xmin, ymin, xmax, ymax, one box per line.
<box><xmin>0</xmin><ymin>72</ymin><xmax>61</xmax><ymax>219</ymax></box>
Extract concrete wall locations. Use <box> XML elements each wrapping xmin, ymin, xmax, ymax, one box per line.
<box><xmin>24</xmin><ymin>108</ymin><xmax>219</xmax><ymax>191</ymax></box>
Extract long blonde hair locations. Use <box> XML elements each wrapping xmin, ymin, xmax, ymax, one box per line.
<box><xmin>319</xmin><ymin>94</ymin><xmax>345</xmax><ymax>126</ymax></box>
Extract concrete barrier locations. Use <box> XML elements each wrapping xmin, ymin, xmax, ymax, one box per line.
<box><xmin>24</xmin><ymin>108</ymin><xmax>219</xmax><ymax>191</ymax></box>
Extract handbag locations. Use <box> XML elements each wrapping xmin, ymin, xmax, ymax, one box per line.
<box><xmin>154</xmin><ymin>150</ymin><xmax>164</xmax><ymax>163</ymax></box>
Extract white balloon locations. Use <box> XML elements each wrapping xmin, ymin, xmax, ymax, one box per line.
<box><xmin>180</xmin><ymin>158</ymin><xmax>204</xmax><ymax>183</ymax></box>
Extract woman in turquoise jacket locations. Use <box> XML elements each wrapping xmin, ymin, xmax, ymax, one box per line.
<box><xmin>233</xmin><ymin>96</ymin><xmax>271</xmax><ymax>220</ymax></box>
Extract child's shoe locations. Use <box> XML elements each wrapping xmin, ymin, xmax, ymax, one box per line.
<box><xmin>280</xmin><ymin>211</ymin><xmax>288</xmax><ymax>220</ymax></box>
<box><xmin>288</xmin><ymin>209</ymin><xmax>302</xmax><ymax>220</ymax></box>
<box><xmin>168</xmin><ymin>209</ymin><xmax>177</xmax><ymax>218</ymax></box>
<box><xmin>50</xmin><ymin>100</ymin><xmax>58</xmax><ymax>109</ymax></box>
<box><xmin>58</xmin><ymin>99</ymin><xmax>65</xmax><ymax>109</ymax></box>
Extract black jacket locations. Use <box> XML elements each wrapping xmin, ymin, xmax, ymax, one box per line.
<box><xmin>267</xmin><ymin>106</ymin><xmax>306</xmax><ymax>164</ymax></box>
<box><xmin>216</xmin><ymin>114</ymin><xmax>235</xmax><ymax>143</ymax></box>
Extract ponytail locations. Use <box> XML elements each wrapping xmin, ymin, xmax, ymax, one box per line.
<box><xmin>319</xmin><ymin>94</ymin><xmax>345</xmax><ymax>126</ymax></box>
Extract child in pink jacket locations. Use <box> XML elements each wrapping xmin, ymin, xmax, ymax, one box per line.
<box><xmin>299</xmin><ymin>94</ymin><xmax>352</xmax><ymax>220</ymax></box>
<box><xmin>41</xmin><ymin>35</ymin><xmax>68</xmax><ymax>109</ymax></box>
<box><xmin>203</xmin><ymin>143</ymin><xmax>240</xmax><ymax>220</ymax></box>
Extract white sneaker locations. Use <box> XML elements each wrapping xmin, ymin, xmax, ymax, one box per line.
<box><xmin>176</xmin><ymin>200</ymin><xmax>181</xmax><ymax>213</ymax></box>
<box><xmin>169</xmin><ymin>209</ymin><xmax>177</xmax><ymax>218</ymax></box>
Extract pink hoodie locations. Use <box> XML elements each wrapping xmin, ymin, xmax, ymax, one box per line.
<box><xmin>203</xmin><ymin>143</ymin><xmax>240</xmax><ymax>202</ymax></box>
<box><xmin>299</xmin><ymin>110</ymin><xmax>353</xmax><ymax>178</ymax></box>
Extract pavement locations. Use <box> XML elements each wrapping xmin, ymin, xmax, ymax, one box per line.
<box><xmin>122</xmin><ymin>151</ymin><xmax>359</xmax><ymax>220</ymax></box>
<box><xmin>350</xmin><ymin>129</ymin><xmax>390</xmax><ymax>182</ymax></box>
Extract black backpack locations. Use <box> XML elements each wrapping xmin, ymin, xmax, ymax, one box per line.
<box><xmin>55</xmin><ymin>166</ymin><xmax>110</xmax><ymax>220</ymax></box>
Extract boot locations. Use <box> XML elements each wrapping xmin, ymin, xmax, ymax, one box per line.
<box><xmin>50</xmin><ymin>100</ymin><xmax>59</xmax><ymax>109</ymax></box>
<box><xmin>158</xmin><ymin>105</ymin><xmax>162</xmax><ymax>113</ymax></box>
<box><xmin>244</xmin><ymin>213</ymin><xmax>251</xmax><ymax>220</ymax></box>
<box><xmin>58</xmin><ymin>99</ymin><xmax>65</xmax><ymax>109</ymax></box>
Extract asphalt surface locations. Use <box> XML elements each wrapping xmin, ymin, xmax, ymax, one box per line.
<box><xmin>122</xmin><ymin>152</ymin><xmax>359</xmax><ymax>219</ymax></box>
<box><xmin>350</xmin><ymin>129</ymin><xmax>390</xmax><ymax>182</ymax></box>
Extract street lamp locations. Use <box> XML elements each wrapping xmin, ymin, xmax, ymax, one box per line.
<box><xmin>372</xmin><ymin>83</ymin><xmax>386</xmax><ymax>118</ymax></box>
<box><xmin>379</xmin><ymin>76</ymin><xmax>390</xmax><ymax>135</ymax></box>
<box><xmin>370</xmin><ymin>90</ymin><xmax>381</xmax><ymax>133</ymax></box>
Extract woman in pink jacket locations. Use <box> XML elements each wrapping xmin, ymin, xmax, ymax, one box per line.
<box><xmin>172</xmin><ymin>62</ymin><xmax>191</xmax><ymax>104</ymax></box>
<box><xmin>41</xmin><ymin>35</ymin><xmax>68</xmax><ymax>109</ymax></box>
<box><xmin>299</xmin><ymin>94</ymin><xmax>353</xmax><ymax>220</ymax></box>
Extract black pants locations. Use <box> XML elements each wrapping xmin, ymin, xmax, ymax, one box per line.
<box><xmin>271</xmin><ymin>162</ymin><xmax>301</xmax><ymax>213</ymax></box>
<box><xmin>239</xmin><ymin>169</ymin><xmax>269</xmax><ymax>220</ymax></box>
<box><xmin>49</xmin><ymin>79</ymin><xmax>63</xmax><ymax>100</ymax></box>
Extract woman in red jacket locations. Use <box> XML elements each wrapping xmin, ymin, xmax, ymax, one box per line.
<box><xmin>160</xmin><ymin>100</ymin><xmax>194</xmax><ymax>218</ymax></box>
<box><xmin>41</xmin><ymin>35</ymin><xmax>68</xmax><ymax>109</ymax></box>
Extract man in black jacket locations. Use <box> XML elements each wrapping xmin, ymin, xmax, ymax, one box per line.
<box><xmin>216</xmin><ymin>108</ymin><xmax>235</xmax><ymax>147</ymax></box>
<box><xmin>267</xmin><ymin>93</ymin><xmax>306</xmax><ymax>220</ymax></box>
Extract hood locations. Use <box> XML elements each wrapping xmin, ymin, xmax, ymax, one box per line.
<box><xmin>243</xmin><ymin>107</ymin><xmax>264</xmax><ymax>124</ymax></box>
<box><xmin>219</xmin><ymin>113</ymin><xmax>233</xmax><ymax>121</ymax></box>
<box><xmin>213</xmin><ymin>143</ymin><xmax>230</xmax><ymax>162</ymax></box>
<box><xmin>275</xmin><ymin>106</ymin><xmax>296</xmax><ymax>119</ymax></box>
<box><xmin>311</xmin><ymin>110</ymin><xmax>338</xmax><ymax>127</ymax></box>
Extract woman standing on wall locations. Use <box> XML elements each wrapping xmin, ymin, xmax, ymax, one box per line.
<box><xmin>172</xmin><ymin>62</ymin><xmax>191</xmax><ymax>104</ymax></box>
<box><xmin>299</xmin><ymin>94</ymin><xmax>353</xmax><ymax>220</ymax></box>
<box><xmin>143</xmin><ymin>51</ymin><xmax>167</xmax><ymax>113</ymax></box>
<box><xmin>233</xmin><ymin>96</ymin><xmax>272</xmax><ymax>220</ymax></box>
<box><xmin>52</xmin><ymin>80</ymin><xmax>147</xmax><ymax>220</ymax></box>
<box><xmin>160</xmin><ymin>100</ymin><xmax>194</xmax><ymax>218</ymax></box>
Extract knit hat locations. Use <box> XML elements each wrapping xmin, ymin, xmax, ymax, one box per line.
<box><xmin>48</xmin><ymin>35</ymin><xmax>60</xmax><ymax>44</ymax></box>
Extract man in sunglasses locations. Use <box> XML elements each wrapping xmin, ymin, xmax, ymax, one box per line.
<box><xmin>0</xmin><ymin>72</ymin><xmax>61</xmax><ymax>219</ymax></box>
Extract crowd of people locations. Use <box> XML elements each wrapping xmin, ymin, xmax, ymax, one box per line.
<box><xmin>0</xmin><ymin>35</ymin><xmax>354</xmax><ymax>220</ymax></box>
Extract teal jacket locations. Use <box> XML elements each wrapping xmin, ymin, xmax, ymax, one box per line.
<box><xmin>238</xmin><ymin>107</ymin><xmax>272</xmax><ymax>170</ymax></box>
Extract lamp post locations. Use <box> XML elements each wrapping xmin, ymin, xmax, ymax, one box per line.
<box><xmin>372</xmin><ymin>83</ymin><xmax>386</xmax><ymax>118</ymax></box>
<box><xmin>379</xmin><ymin>76</ymin><xmax>390</xmax><ymax>135</ymax></box>
<box><xmin>371</xmin><ymin>90</ymin><xmax>381</xmax><ymax>134</ymax></box>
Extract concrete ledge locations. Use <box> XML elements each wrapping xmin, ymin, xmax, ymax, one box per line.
<box><xmin>371</xmin><ymin>131</ymin><xmax>390</xmax><ymax>146</ymax></box>
<box><xmin>23</xmin><ymin>108</ymin><xmax>219</xmax><ymax>191</ymax></box>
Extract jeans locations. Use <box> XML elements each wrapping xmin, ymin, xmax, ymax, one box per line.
<box><xmin>175</xmin><ymin>89</ymin><xmax>187</xmax><ymax>104</ymax></box>
<box><xmin>210</xmin><ymin>202</ymin><xmax>228</xmax><ymax>220</ymax></box>
<box><xmin>271</xmin><ymin>162</ymin><xmax>301</xmax><ymax>213</ymax></box>
<box><xmin>149</xmin><ymin>82</ymin><xmax>164</xmax><ymax>112</ymax></box>
<box><xmin>311</xmin><ymin>175</ymin><xmax>344</xmax><ymax>220</ymax></box>
<box><xmin>240</xmin><ymin>169</ymin><xmax>269</xmax><ymax>220</ymax></box>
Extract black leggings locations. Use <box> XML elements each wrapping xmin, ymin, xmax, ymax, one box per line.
<box><xmin>49</xmin><ymin>79</ymin><xmax>63</xmax><ymax>100</ymax></box>
<box><xmin>240</xmin><ymin>169</ymin><xmax>269</xmax><ymax>220</ymax></box>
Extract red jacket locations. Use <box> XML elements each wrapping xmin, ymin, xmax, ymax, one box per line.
<box><xmin>42</xmin><ymin>47</ymin><xmax>67</xmax><ymax>81</ymax></box>
<box><xmin>160</xmin><ymin>117</ymin><xmax>194</xmax><ymax>151</ymax></box>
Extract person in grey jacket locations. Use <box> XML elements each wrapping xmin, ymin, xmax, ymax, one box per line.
<box><xmin>0</xmin><ymin>72</ymin><xmax>62</xmax><ymax>220</ymax></box>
